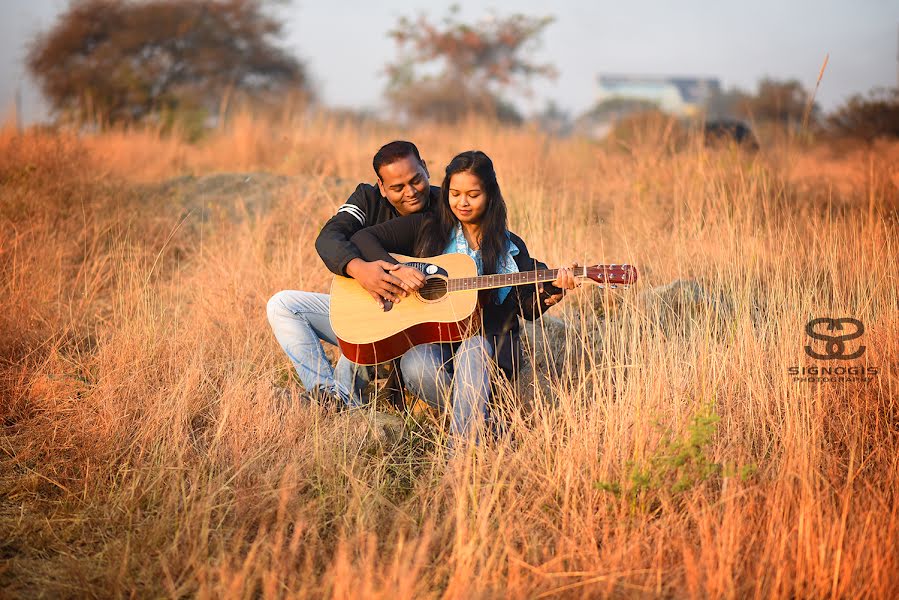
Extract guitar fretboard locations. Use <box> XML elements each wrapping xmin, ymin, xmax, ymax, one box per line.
<box><xmin>447</xmin><ymin>267</ymin><xmax>588</xmax><ymax>292</ymax></box>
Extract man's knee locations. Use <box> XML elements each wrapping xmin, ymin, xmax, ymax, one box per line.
<box><xmin>461</xmin><ymin>336</ymin><xmax>494</xmax><ymax>360</ymax></box>
<box><xmin>266</xmin><ymin>290</ymin><xmax>291</xmax><ymax>323</ymax></box>
<box><xmin>401</xmin><ymin>348</ymin><xmax>441</xmax><ymax>384</ymax></box>
<box><xmin>400</xmin><ymin>351</ymin><xmax>426</xmax><ymax>386</ymax></box>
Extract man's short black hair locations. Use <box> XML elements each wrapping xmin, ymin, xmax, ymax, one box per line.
<box><xmin>372</xmin><ymin>140</ymin><xmax>423</xmax><ymax>179</ymax></box>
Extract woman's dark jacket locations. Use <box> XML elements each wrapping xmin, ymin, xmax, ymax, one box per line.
<box><xmin>350</xmin><ymin>213</ymin><xmax>560</xmax><ymax>380</ymax></box>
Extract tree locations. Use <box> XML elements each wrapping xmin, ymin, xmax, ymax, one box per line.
<box><xmin>826</xmin><ymin>87</ymin><xmax>899</xmax><ymax>142</ymax></box>
<box><xmin>27</xmin><ymin>0</ymin><xmax>311</xmax><ymax>125</ymax></box>
<box><xmin>706</xmin><ymin>87</ymin><xmax>751</xmax><ymax>120</ymax></box>
<box><xmin>385</xmin><ymin>8</ymin><xmax>556</xmax><ymax>124</ymax></box>
<box><xmin>737</xmin><ymin>77</ymin><xmax>817</xmax><ymax>127</ymax></box>
<box><xmin>534</xmin><ymin>100</ymin><xmax>571</xmax><ymax>136</ymax></box>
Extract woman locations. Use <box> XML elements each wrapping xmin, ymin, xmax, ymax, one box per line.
<box><xmin>350</xmin><ymin>150</ymin><xmax>578</xmax><ymax>441</ymax></box>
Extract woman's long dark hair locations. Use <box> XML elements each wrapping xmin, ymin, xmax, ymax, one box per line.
<box><xmin>417</xmin><ymin>151</ymin><xmax>509</xmax><ymax>280</ymax></box>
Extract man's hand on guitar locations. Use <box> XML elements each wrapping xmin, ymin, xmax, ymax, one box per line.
<box><xmin>390</xmin><ymin>266</ymin><xmax>426</xmax><ymax>302</ymax></box>
<box><xmin>543</xmin><ymin>261</ymin><xmax>580</xmax><ymax>306</ymax></box>
<box><xmin>346</xmin><ymin>259</ymin><xmax>412</xmax><ymax>306</ymax></box>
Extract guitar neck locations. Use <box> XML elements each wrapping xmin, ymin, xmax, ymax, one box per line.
<box><xmin>447</xmin><ymin>267</ymin><xmax>586</xmax><ymax>292</ymax></box>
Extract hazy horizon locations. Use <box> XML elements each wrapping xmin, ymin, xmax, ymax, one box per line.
<box><xmin>2</xmin><ymin>0</ymin><xmax>897</xmax><ymax>124</ymax></box>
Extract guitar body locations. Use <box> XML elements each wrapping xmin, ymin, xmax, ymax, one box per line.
<box><xmin>330</xmin><ymin>253</ymin><xmax>480</xmax><ymax>365</ymax></box>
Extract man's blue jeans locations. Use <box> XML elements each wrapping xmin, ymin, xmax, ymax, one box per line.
<box><xmin>266</xmin><ymin>290</ymin><xmax>370</xmax><ymax>406</ymax></box>
<box><xmin>399</xmin><ymin>336</ymin><xmax>493</xmax><ymax>442</ymax></box>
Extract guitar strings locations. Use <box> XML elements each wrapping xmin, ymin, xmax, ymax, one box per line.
<box><xmin>412</xmin><ymin>266</ymin><xmax>635</xmax><ymax>297</ymax></box>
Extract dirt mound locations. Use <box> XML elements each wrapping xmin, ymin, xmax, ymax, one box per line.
<box><xmin>139</xmin><ymin>172</ymin><xmax>294</xmax><ymax>222</ymax></box>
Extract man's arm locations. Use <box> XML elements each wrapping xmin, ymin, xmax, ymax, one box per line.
<box><xmin>314</xmin><ymin>183</ymin><xmax>373</xmax><ymax>277</ymax></box>
<box><xmin>350</xmin><ymin>213</ymin><xmax>424</xmax><ymax>261</ymax></box>
<box><xmin>314</xmin><ymin>183</ymin><xmax>411</xmax><ymax>303</ymax></box>
<box><xmin>350</xmin><ymin>214</ymin><xmax>427</xmax><ymax>302</ymax></box>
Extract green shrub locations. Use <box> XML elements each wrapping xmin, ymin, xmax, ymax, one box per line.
<box><xmin>596</xmin><ymin>405</ymin><xmax>756</xmax><ymax>514</ymax></box>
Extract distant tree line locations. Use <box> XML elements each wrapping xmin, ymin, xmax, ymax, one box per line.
<box><xmin>710</xmin><ymin>79</ymin><xmax>899</xmax><ymax>142</ymax></box>
<box><xmin>24</xmin><ymin>1</ymin><xmax>899</xmax><ymax>142</ymax></box>
<box><xmin>708</xmin><ymin>78</ymin><xmax>817</xmax><ymax>127</ymax></box>
<box><xmin>825</xmin><ymin>87</ymin><xmax>899</xmax><ymax>142</ymax></box>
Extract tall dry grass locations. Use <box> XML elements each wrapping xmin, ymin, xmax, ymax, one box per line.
<box><xmin>1</xmin><ymin>111</ymin><xmax>898</xmax><ymax>598</ymax></box>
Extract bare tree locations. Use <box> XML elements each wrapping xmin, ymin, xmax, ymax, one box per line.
<box><xmin>385</xmin><ymin>8</ymin><xmax>556</xmax><ymax>124</ymax></box>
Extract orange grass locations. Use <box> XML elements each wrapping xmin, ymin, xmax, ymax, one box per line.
<box><xmin>1</xmin><ymin>111</ymin><xmax>898</xmax><ymax>598</ymax></box>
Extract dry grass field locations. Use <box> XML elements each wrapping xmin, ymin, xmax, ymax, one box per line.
<box><xmin>1</xmin><ymin>111</ymin><xmax>898</xmax><ymax>598</ymax></box>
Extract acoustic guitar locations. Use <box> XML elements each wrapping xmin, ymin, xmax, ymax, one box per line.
<box><xmin>330</xmin><ymin>254</ymin><xmax>637</xmax><ymax>365</ymax></box>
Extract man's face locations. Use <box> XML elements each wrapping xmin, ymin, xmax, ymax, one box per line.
<box><xmin>377</xmin><ymin>155</ymin><xmax>430</xmax><ymax>216</ymax></box>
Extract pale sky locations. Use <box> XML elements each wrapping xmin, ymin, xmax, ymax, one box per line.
<box><xmin>2</xmin><ymin>0</ymin><xmax>897</xmax><ymax>124</ymax></box>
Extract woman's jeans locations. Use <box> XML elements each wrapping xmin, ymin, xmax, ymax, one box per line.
<box><xmin>400</xmin><ymin>336</ymin><xmax>493</xmax><ymax>442</ymax></box>
<box><xmin>266</xmin><ymin>290</ymin><xmax>370</xmax><ymax>406</ymax></box>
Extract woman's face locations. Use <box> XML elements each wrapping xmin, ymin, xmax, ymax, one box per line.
<box><xmin>448</xmin><ymin>170</ymin><xmax>487</xmax><ymax>225</ymax></box>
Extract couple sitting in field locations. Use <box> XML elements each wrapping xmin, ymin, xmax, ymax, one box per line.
<box><xmin>267</xmin><ymin>141</ymin><xmax>578</xmax><ymax>441</ymax></box>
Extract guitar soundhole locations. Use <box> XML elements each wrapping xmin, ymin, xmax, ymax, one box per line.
<box><xmin>417</xmin><ymin>277</ymin><xmax>448</xmax><ymax>302</ymax></box>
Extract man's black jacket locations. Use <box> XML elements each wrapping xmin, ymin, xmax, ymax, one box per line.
<box><xmin>350</xmin><ymin>212</ymin><xmax>559</xmax><ymax>380</ymax></box>
<box><xmin>315</xmin><ymin>183</ymin><xmax>440</xmax><ymax>276</ymax></box>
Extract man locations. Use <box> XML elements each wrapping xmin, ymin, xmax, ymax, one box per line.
<box><xmin>267</xmin><ymin>141</ymin><xmax>438</xmax><ymax>407</ymax></box>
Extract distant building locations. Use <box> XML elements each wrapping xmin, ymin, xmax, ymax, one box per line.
<box><xmin>596</xmin><ymin>74</ymin><xmax>721</xmax><ymax>117</ymax></box>
<box><xmin>574</xmin><ymin>74</ymin><xmax>721</xmax><ymax>139</ymax></box>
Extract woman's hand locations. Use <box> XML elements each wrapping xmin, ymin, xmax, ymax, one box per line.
<box><xmin>390</xmin><ymin>265</ymin><xmax>426</xmax><ymax>302</ymax></box>
<box><xmin>544</xmin><ymin>262</ymin><xmax>580</xmax><ymax>306</ymax></box>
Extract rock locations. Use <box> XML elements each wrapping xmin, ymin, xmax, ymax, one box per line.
<box><xmin>520</xmin><ymin>314</ymin><xmax>570</xmax><ymax>377</ymax></box>
<box><xmin>638</xmin><ymin>279</ymin><xmax>732</xmax><ymax>333</ymax></box>
<box><xmin>515</xmin><ymin>279</ymin><xmax>732</xmax><ymax>403</ymax></box>
<box><xmin>341</xmin><ymin>409</ymin><xmax>405</xmax><ymax>448</ymax></box>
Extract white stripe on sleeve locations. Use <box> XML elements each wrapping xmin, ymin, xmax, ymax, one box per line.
<box><xmin>337</xmin><ymin>204</ymin><xmax>365</xmax><ymax>225</ymax></box>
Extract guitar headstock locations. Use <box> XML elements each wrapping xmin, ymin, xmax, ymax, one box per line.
<box><xmin>582</xmin><ymin>264</ymin><xmax>638</xmax><ymax>289</ymax></box>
